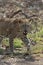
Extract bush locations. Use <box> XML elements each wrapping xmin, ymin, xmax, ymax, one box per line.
<box><xmin>27</xmin><ymin>28</ymin><xmax>43</xmax><ymax>54</ymax></box>
<box><xmin>13</xmin><ymin>38</ymin><xmax>23</xmax><ymax>48</ymax></box>
<box><xmin>2</xmin><ymin>38</ymin><xmax>9</xmax><ymax>46</ymax></box>
<box><xmin>2</xmin><ymin>38</ymin><xmax>23</xmax><ymax>48</ymax></box>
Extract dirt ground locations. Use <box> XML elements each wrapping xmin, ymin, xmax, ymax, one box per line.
<box><xmin>0</xmin><ymin>55</ymin><xmax>43</xmax><ymax>65</ymax></box>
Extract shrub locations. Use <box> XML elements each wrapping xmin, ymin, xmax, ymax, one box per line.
<box><xmin>13</xmin><ymin>38</ymin><xmax>23</xmax><ymax>48</ymax></box>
